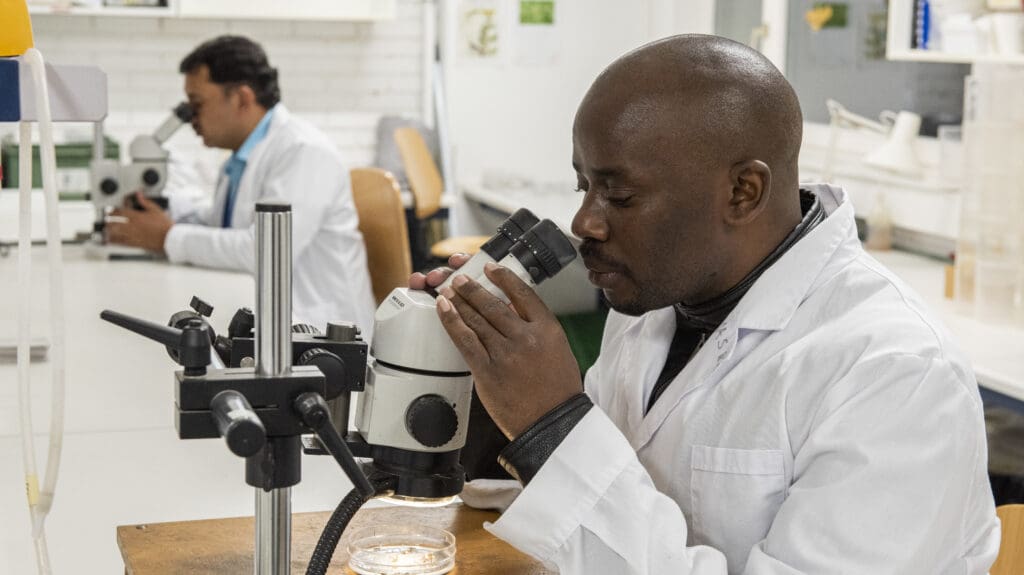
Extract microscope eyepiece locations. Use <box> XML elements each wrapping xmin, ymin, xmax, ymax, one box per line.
<box><xmin>508</xmin><ymin>219</ymin><xmax>578</xmax><ymax>283</ymax></box>
<box><xmin>480</xmin><ymin>208</ymin><xmax>541</xmax><ymax>260</ymax></box>
<box><xmin>173</xmin><ymin>101</ymin><xmax>194</xmax><ymax>123</ymax></box>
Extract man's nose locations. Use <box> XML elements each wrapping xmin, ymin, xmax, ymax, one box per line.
<box><xmin>571</xmin><ymin>191</ymin><xmax>608</xmax><ymax>242</ymax></box>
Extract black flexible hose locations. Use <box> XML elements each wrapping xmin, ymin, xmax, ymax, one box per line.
<box><xmin>306</xmin><ymin>475</ymin><xmax>397</xmax><ymax>575</ymax></box>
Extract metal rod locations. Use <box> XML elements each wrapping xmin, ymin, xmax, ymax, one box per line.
<box><xmin>254</xmin><ymin>201</ymin><xmax>292</xmax><ymax>575</ymax></box>
<box><xmin>329</xmin><ymin>393</ymin><xmax>351</xmax><ymax>439</ymax></box>
<box><xmin>255</xmin><ymin>488</ymin><xmax>291</xmax><ymax>575</ymax></box>
<box><xmin>256</xmin><ymin>202</ymin><xmax>292</xmax><ymax>378</ymax></box>
<box><xmin>92</xmin><ymin>121</ymin><xmax>104</xmax><ymax>163</ymax></box>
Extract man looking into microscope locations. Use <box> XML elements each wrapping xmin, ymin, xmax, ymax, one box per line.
<box><xmin>414</xmin><ymin>35</ymin><xmax>1000</xmax><ymax>574</ymax></box>
<box><xmin>107</xmin><ymin>35</ymin><xmax>374</xmax><ymax>332</ymax></box>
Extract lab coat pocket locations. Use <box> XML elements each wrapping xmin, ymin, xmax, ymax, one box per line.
<box><xmin>689</xmin><ymin>446</ymin><xmax>785</xmax><ymax>567</ymax></box>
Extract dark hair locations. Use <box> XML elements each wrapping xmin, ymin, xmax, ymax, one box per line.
<box><xmin>180</xmin><ymin>35</ymin><xmax>281</xmax><ymax>109</ymax></box>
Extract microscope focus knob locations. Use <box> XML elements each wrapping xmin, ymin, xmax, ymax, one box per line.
<box><xmin>325</xmin><ymin>321</ymin><xmax>360</xmax><ymax>342</ymax></box>
<box><xmin>142</xmin><ymin>168</ymin><xmax>160</xmax><ymax>186</ymax></box>
<box><xmin>298</xmin><ymin>348</ymin><xmax>346</xmax><ymax>400</ymax></box>
<box><xmin>292</xmin><ymin>323</ymin><xmax>321</xmax><ymax>335</ymax></box>
<box><xmin>405</xmin><ymin>394</ymin><xmax>458</xmax><ymax>448</ymax></box>
<box><xmin>100</xmin><ymin>178</ymin><xmax>119</xmax><ymax>196</ymax></box>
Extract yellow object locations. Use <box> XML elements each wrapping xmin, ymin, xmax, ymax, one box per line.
<box><xmin>805</xmin><ymin>6</ymin><xmax>834</xmax><ymax>32</ymax></box>
<box><xmin>992</xmin><ymin>504</ymin><xmax>1024</xmax><ymax>575</ymax></box>
<box><xmin>393</xmin><ymin>127</ymin><xmax>489</xmax><ymax>262</ymax></box>
<box><xmin>24</xmin><ymin>474</ymin><xmax>39</xmax><ymax>505</ymax></box>
<box><xmin>350</xmin><ymin>168</ymin><xmax>412</xmax><ymax>305</ymax></box>
<box><xmin>0</xmin><ymin>0</ymin><xmax>34</xmax><ymax>56</ymax></box>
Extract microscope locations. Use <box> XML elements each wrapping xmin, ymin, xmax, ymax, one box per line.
<box><xmin>100</xmin><ymin>204</ymin><xmax>576</xmax><ymax>574</ymax></box>
<box><xmin>90</xmin><ymin>101</ymin><xmax>193</xmax><ymax>234</ymax></box>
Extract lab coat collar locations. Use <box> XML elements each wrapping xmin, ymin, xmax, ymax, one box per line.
<box><xmin>631</xmin><ymin>184</ymin><xmax>858</xmax><ymax>447</ymax></box>
<box><xmin>232</xmin><ymin>104</ymin><xmax>277</xmax><ymax>165</ymax></box>
<box><xmin>727</xmin><ymin>183</ymin><xmax>857</xmax><ymax>333</ymax></box>
<box><xmin>240</xmin><ymin>104</ymin><xmax>290</xmax><ymax>180</ymax></box>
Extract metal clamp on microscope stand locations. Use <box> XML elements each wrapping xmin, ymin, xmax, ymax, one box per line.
<box><xmin>101</xmin><ymin>202</ymin><xmax>379</xmax><ymax>575</ymax></box>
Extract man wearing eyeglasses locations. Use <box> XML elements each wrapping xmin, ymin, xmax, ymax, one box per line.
<box><xmin>106</xmin><ymin>35</ymin><xmax>375</xmax><ymax>334</ymax></box>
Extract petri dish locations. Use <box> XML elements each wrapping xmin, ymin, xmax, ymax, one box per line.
<box><xmin>347</xmin><ymin>523</ymin><xmax>456</xmax><ymax>575</ymax></box>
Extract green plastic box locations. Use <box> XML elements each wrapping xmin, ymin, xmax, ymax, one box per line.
<box><xmin>1</xmin><ymin>137</ymin><xmax>120</xmax><ymax>198</ymax></box>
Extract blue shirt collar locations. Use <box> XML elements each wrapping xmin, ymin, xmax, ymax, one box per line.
<box><xmin>229</xmin><ymin>105</ymin><xmax>276</xmax><ymax>166</ymax></box>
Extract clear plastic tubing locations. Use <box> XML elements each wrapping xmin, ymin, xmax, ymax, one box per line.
<box><xmin>18</xmin><ymin>47</ymin><xmax>68</xmax><ymax>575</ymax></box>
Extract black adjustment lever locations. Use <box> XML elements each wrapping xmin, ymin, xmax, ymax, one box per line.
<box><xmin>100</xmin><ymin>310</ymin><xmax>211</xmax><ymax>375</ymax></box>
<box><xmin>210</xmin><ymin>390</ymin><xmax>266</xmax><ymax>457</ymax></box>
<box><xmin>189</xmin><ymin>296</ymin><xmax>214</xmax><ymax>318</ymax></box>
<box><xmin>293</xmin><ymin>392</ymin><xmax>376</xmax><ymax>499</ymax></box>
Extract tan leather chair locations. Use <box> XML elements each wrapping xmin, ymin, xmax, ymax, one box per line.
<box><xmin>393</xmin><ymin>127</ymin><xmax>489</xmax><ymax>266</ymax></box>
<box><xmin>993</xmin><ymin>504</ymin><xmax>1024</xmax><ymax>575</ymax></box>
<box><xmin>350</xmin><ymin>168</ymin><xmax>412</xmax><ymax>304</ymax></box>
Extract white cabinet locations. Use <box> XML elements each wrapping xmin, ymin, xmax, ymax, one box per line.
<box><xmin>176</xmin><ymin>0</ymin><xmax>395</xmax><ymax>21</ymax></box>
<box><xmin>886</xmin><ymin>0</ymin><xmax>1024</xmax><ymax>64</ymax></box>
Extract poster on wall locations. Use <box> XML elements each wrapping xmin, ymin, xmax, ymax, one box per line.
<box><xmin>513</xmin><ymin>0</ymin><xmax>559</xmax><ymax>66</ymax></box>
<box><xmin>458</xmin><ymin>0</ymin><xmax>504</xmax><ymax>63</ymax></box>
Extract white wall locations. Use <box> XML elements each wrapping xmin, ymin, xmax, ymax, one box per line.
<box><xmin>11</xmin><ymin>1</ymin><xmax>426</xmax><ymax>174</ymax></box>
<box><xmin>8</xmin><ymin>0</ymin><xmax>719</xmax><ymax>194</ymax></box>
<box><xmin>447</xmin><ymin>0</ymin><xmax>715</xmax><ymax>187</ymax></box>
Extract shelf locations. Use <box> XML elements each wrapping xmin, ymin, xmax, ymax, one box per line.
<box><xmin>888</xmin><ymin>49</ymin><xmax>1024</xmax><ymax>65</ymax></box>
<box><xmin>176</xmin><ymin>0</ymin><xmax>395</xmax><ymax>21</ymax></box>
<box><xmin>886</xmin><ymin>0</ymin><xmax>1024</xmax><ymax>65</ymax></box>
<box><xmin>28</xmin><ymin>4</ymin><xmax>174</xmax><ymax>17</ymax></box>
<box><xmin>27</xmin><ymin>0</ymin><xmax>396</xmax><ymax>20</ymax></box>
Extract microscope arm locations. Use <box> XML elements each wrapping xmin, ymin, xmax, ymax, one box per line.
<box><xmin>152</xmin><ymin>102</ymin><xmax>193</xmax><ymax>144</ymax></box>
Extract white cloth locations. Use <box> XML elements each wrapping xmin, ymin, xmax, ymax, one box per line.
<box><xmin>163</xmin><ymin>105</ymin><xmax>376</xmax><ymax>335</ymax></box>
<box><xmin>481</xmin><ymin>184</ymin><xmax>1001</xmax><ymax>574</ymax></box>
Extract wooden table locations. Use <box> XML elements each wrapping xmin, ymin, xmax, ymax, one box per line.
<box><xmin>117</xmin><ymin>503</ymin><xmax>553</xmax><ymax>574</ymax></box>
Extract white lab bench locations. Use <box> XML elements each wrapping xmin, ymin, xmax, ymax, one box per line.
<box><xmin>461</xmin><ymin>183</ymin><xmax>1024</xmax><ymax>405</ymax></box>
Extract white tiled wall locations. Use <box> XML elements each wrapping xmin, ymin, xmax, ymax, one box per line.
<box><xmin>15</xmin><ymin>1</ymin><xmax>425</xmax><ymax>170</ymax></box>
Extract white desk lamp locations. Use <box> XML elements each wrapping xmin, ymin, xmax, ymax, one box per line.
<box><xmin>822</xmin><ymin>99</ymin><xmax>924</xmax><ymax>182</ymax></box>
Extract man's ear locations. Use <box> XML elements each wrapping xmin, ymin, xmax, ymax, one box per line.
<box><xmin>725</xmin><ymin>160</ymin><xmax>772</xmax><ymax>226</ymax></box>
<box><xmin>232</xmin><ymin>84</ymin><xmax>258</xmax><ymax>110</ymax></box>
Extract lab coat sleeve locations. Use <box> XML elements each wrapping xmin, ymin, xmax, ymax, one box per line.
<box><xmin>163</xmin><ymin>144</ymin><xmax>345</xmax><ymax>272</ymax></box>
<box><xmin>168</xmin><ymin>185</ymin><xmax>214</xmax><ymax>225</ymax></box>
<box><xmin>486</xmin><ymin>353</ymin><xmax>999</xmax><ymax>574</ymax></box>
<box><xmin>486</xmin><ymin>407</ymin><xmax>727</xmax><ymax>573</ymax></box>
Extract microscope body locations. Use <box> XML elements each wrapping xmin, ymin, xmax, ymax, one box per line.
<box><xmin>91</xmin><ymin>102</ymin><xmax>192</xmax><ymax>227</ymax></box>
<box><xmin>352</xmin><ymin>217</ymin><xmax>577</xmax><ymax>499</ymax></box>
<box><xmin>357</xmin><ymin>288</ymin><xmax>472</xmax><ymax>454</ymax></box>
<box><xmin>103</xmin><ymin>208</ymin><xmax>576</xmax><ymax>505</ymax></box>
<box><xmin>90</xmin><ymin>135</ymin><xmax>169</xmax><ymax>212</ymax></box>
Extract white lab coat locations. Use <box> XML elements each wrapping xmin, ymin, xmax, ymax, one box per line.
<box><xmin>473</xmin><ymin>184</ymin><xmax>1001</xmax><ymax>574</ymax></box>
<box><xmin>163</xmin><ymin>105</ymin><xmax>376</xmax><ymax>334</ymax></box>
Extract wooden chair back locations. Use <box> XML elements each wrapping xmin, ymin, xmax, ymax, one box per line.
<box><xmin>350</xmin><ymin>167</ymin><xmax>412</xmax><ymax>304</ymax></box>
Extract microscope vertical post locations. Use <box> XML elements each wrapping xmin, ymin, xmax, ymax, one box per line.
<box><xmin>254</xmin><ymin>201</ymin><xmax>293</xmax><ymax>575</ymax></box>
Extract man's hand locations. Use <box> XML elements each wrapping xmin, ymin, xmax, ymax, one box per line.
<box><xmin>106</xmin><ymin>192</ymin><xmax>173</xmax><ymax>253</ymax></box>
<box><xmin>436</xmin><ymin>262</ymin><xmax>582</xmax><ymax>440</ymax></box>
<box><xmin>408</xmin><ymin>253</ymin><xmax>471</xmax><ymax>290</ymax></box>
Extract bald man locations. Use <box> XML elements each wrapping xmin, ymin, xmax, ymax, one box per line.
<box><xmin>416</xmin><ymin>35</ymin><xmax>1000</xmax><ymax>573</ymax></box>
